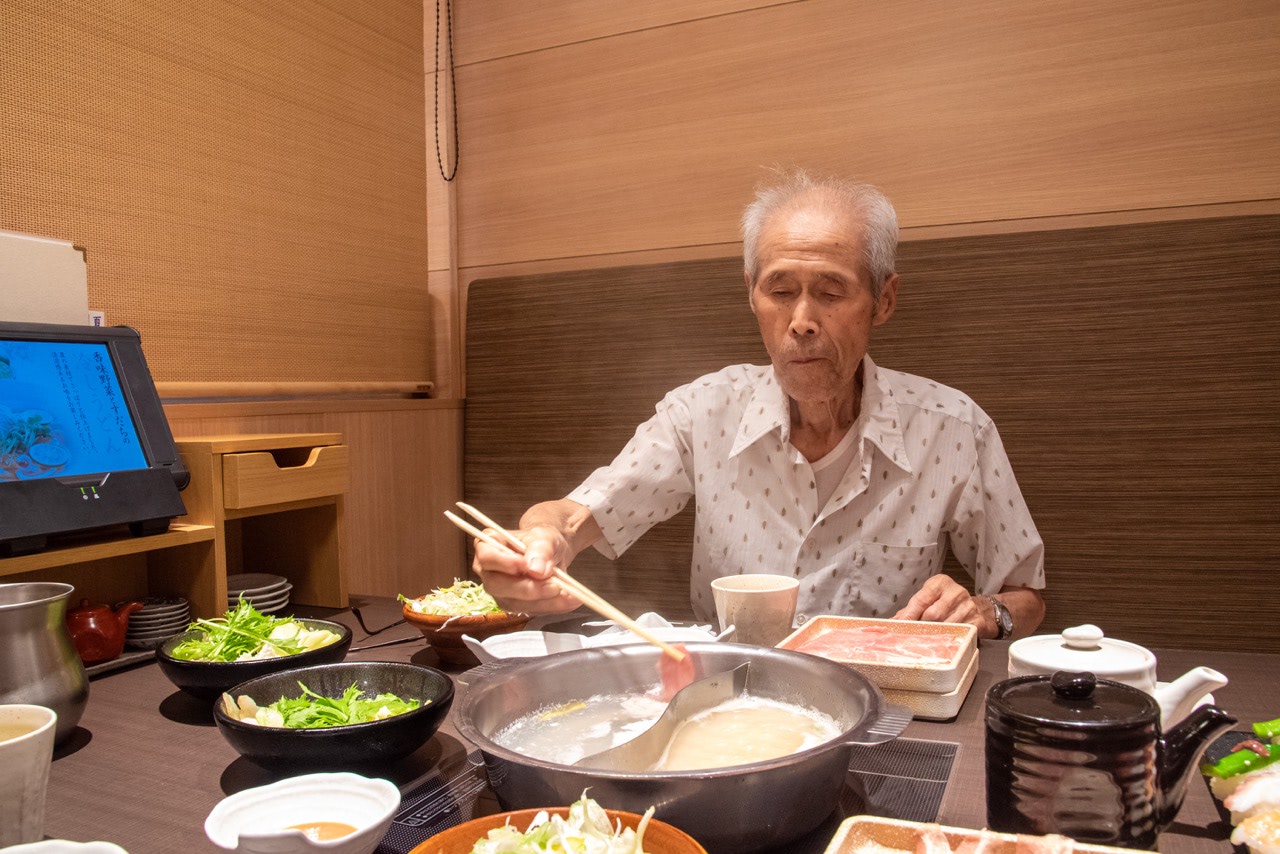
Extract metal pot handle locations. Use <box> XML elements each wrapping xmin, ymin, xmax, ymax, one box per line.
<box><xmin>848</xmin><ymin>702</ymin><xmax>913</xmax><ymax>745</ymax></box>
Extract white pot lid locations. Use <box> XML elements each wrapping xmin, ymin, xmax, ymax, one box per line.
<box><xmin>1008</xmin><ymin>624</ymin><xmax>1157</xmax><ymax>687</ymax></box>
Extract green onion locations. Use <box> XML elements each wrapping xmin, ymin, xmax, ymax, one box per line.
<box><xmin>1253</xmin><ymin>717</ymin><xmax>1280</xmax><ymax>741</ymax></box>
<box><xmin>1202</xmin><ymin>742</ymin><xmax>1280</xmax><ymax>779</ymax></box>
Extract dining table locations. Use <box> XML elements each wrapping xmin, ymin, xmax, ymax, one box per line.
<box><xmin>37</xmin><ymin>595</ymin><xmax>1279</xmax><ymax>853</ymax></box>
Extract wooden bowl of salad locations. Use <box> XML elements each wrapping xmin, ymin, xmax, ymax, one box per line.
<box><xmin>155</xmin><ymin>601</ymin><xmax>352</xmax><ymax>700</ymax></box>
<box><xmin>213</xmin><ymin>661</ymin><xmax>453</xmax><ymax>768</ymax></box>
<box><xmin>411</xmin><ymin>794</ymin><xmax>706</xmax><ymax>853</ymax></box>
<box><xmin>400</xmin><ymin>580</ymin><xmax>529</xmax><ymax>668</ymax></box>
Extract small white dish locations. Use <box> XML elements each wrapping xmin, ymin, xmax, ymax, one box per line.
<box><xmin>1</xmin><ymin>842</ymin><xmax>128</xmax><ymax>853</ymax></box>
<box><xmin>205</xmin><ymin>772</ymin><xmax>399</xmax><ymax>854</ymax></box>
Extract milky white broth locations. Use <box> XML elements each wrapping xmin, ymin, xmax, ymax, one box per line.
<box><xmin>654</xmin><ymin>696</ymin><xmax>840</xmax><ymax>771</ymax></box>
<box><xmin>492</xmin><ymin>691</ymin><xmax>840</xmax><ymax>770</ymax></box>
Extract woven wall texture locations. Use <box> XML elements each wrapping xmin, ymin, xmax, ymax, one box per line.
<box><xmin>1</xmin><ymin>0</ymin><xmax>431</xmax><ymax>383</ymax></box>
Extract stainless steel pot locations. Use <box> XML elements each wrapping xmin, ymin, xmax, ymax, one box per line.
<box><xmin>454</xmin><ymin>641</ymin><xmax>911</xmax><ymax>853</ymax></box>
<box><xmin>0</xmin><ymin>582</ymin><xmax>89</xmax><ymax>745</ymax></box>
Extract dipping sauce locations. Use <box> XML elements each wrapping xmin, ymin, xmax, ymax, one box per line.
<box><xmin>285</xmin><ymin>821</ymin><xmax>356</xmax><ymax>841</ymax></box>
<box><xmin>654</xmin><ymin>696</ymin><xmax>840</xmax><ymax>771</ymax></box>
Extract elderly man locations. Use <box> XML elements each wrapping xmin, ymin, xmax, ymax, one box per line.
<box><xmin>474</xmin><ymin>171</ymin><xmax>1046</xmax><ymax>640</ymax></box>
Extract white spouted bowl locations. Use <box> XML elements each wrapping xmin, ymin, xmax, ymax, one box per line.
<box><xmin>204</xmin><ymin>772</ymin><xmax>400</xmax><ymax>854</ymax></box>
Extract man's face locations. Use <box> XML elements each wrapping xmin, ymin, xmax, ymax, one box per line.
<box><xmin>748</xmin><ymin>200</ymin><xmax>898</xmax><ymax>408</ymax></box>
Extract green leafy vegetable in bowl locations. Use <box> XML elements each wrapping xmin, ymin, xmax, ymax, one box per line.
<box><xmin>221</xmin><ymin>681</ymin><xmax>423</xmax><ymax>728</ymax></box>
<box><xmin>170</xmin><ymin>599</ymin><xmax>342</xmax><ymax>662</ymax></box>
<box><xmin>470</xmin><ymin>793</ymin><xmax>654</xmax><ymax>854</ymax></box>
<box><xmin>399</xmin><ymin>579</ymin><xmax>502</xmax><ymax>616</ymax></box>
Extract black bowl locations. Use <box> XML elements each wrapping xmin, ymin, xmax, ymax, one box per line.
<box><xmin>213</xmin><ymin>661</ymin><xmax>454</xmax><ymax>767</ymax></box>
<box><xmin>155</xmin><ymin>619</ymin><xmax>353</xmax><ymax>700</ymax></box>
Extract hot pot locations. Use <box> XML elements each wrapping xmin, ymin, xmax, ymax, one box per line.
<box><xmin>453</xmin><ymin>641</ymin><xmax>911</xmax><ymax>853</ymax></box>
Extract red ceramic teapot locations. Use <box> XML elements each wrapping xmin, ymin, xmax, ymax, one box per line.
<box><xmin>65</xmin><ymin>598</ymin><xmax>144</xmax><ymax>664</ymax></box>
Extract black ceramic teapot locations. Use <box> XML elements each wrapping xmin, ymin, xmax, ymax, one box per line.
<box><xmin>985</xmin><ymin>670</ymin><xmax>1236</xmax><ymax>849</ymax></box>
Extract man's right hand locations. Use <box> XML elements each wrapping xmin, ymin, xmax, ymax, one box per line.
<box><xmin>469</xmin><ymin>499</ymin><xmax>604</xmax><ymax>615</ymax></box>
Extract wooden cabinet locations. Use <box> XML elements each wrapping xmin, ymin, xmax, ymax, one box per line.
<box><xmin>175</xmin><ymin>433</ymin><xmax>349</xmax><ymax>618</ymax></box>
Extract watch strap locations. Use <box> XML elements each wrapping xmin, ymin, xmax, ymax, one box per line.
<box><xmin>985</xmin><ymin>595</ymin><xmax>1013</xmax><ymax>640</ymax></box>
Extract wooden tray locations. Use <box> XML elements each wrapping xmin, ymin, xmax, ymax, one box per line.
<box><xmin>880</xmin><ymin>644</ymin><xmax>979</xmax><ymax>721</ymax></box>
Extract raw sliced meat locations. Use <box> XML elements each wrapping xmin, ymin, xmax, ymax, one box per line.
<box><xmin>796</xmin><ymin>625</ymin><xmax>962</xmax><ymax>666</ymax></box>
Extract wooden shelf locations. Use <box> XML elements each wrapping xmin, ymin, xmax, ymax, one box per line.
<box><xmin>0</xmin><ymin>523</ymin><xmax>215</xmax><ymax>577</ymax></box>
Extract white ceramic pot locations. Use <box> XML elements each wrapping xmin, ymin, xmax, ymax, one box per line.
<box><xmin>1007</xmin><ymin>624</ymin><xmax>1228</xmax><ymax>724</ymax></box>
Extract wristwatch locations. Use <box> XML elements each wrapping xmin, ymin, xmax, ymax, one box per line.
<box><xmin>985</xmin><ymin>595</ymin><xmax>1014</xmax><ymax>640</ymax></box>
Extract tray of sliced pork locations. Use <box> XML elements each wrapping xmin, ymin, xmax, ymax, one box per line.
<box><xmin>823</xmin><ymin>816</ymin><xmax>1136</xmax><ymax>854</ymax></box>
<box><xmin>880</xmin><ymin>644</ymin><xmax>978</xmax><ymax>721</ymax></box>
<box><xmin>778</xmin><ymin>616</ymin><xmax>977</xmax><ymax>693</ymax></box>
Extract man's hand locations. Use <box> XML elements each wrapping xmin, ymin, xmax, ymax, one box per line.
<box><xmin>892</xmin><ymin>574</ymin><xmax>982</xmax><ymax>629</ymax></box>
<box><xmin>470</xmin><ymin>499</ymin><xmax>603</xmax><ymax>615</ymax></box>
<box><xmin>893</xmin><ymin>575</ymin><xmax>1045</xmax><ymax>639</ymax></box>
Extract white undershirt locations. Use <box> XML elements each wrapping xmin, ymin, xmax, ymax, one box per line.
<box><xmin>810</xmin><ymin>425</ymin><xmax>858</xmax><ymax>510</ymax></box>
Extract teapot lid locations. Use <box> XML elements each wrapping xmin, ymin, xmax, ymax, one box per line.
<box><xmin>987</xmin><ymin>671</ymin><xmax>1159</xmax><ymax>729</ymax></box>
<box><xmin>1008</xmin><ymin>624</ymin><xmax>1156</xmax><ymax>683</ymax></box>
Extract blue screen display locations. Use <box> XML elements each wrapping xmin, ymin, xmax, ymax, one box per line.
<box><xmin>0</xmin><ymin>340</ymin><xmax>149</xmax><ymax>481</ymax></box>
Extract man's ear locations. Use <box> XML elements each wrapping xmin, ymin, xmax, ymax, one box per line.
<box><xmin>872</xmin><ymin>273</ymin><xmax>899</xmax><ymax>326</ymax></box>
<box><xmin>745</xmin><ymin>270</ymin><xmax>757</xmax><ymax>313</ymax></box>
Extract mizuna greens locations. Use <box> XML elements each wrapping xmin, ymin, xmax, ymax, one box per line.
<box><xmin>221</xmin><ymin>681</ymin><xmax>423</xmax><ymax>729</ymax></box>
<box><xmin>169</xmin><ymin>599</ymin><xmax>341</xmax><ymax>662</ymax></box>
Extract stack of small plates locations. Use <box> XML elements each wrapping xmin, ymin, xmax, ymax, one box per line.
<box><xmin>226</xmin><ymin>573</ymin><xmax>292</xmax><ymax>614</ymax></box>
<box><xmin>125</xmin><ymin>596</ymin><xmax>192</xmax><ymax>650</ymax></box>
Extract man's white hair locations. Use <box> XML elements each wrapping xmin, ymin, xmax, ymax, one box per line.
<box><xmin>741</xmin><ymin>169</ymin><xmax>899</xmax><ymax>301</ymax></box>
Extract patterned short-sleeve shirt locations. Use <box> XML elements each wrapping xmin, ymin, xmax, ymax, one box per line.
<box><xmin>568</xmin><ymin>355</ymin><xmax>1046</xmax><ymax>624</ymax></box>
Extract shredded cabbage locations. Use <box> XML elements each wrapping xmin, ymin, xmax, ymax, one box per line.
<box><xmin>399</xmin><ymin>579</ymin><xmax>502</xmax><ymax>616</ymax></box>
<box><xmin>469</xmin><ymin>794</ymin><xmax>653</xmax><ymax>854</ymax></box>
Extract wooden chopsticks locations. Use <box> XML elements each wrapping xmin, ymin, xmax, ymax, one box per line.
<box><xmin>444</xmin><ymin>503</ymin><xmax>687</xmax><ymax>662</ymax></box>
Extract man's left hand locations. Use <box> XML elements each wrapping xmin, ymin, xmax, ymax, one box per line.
<box><xmin>892</xmin><ymin>574</ymin><xmax>982</xmax><ymax>630</ymax></box>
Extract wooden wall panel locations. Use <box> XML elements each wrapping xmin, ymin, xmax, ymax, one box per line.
<box><xmin>2</xmin><ymin>0</ymin><xmax>432</xmax><ymax>385</ymax></box>
<box><xmin>449</xmin><ymin>0</ymin><xmax>1280</xmax><ymax>270</ymax></box>
<box><xmin>451</xmin><ymin>0</ymin><xmax>778</xmax><ymax>66</ymax></box>
<box><xmin>164</xmin><ymin>400</ymin><xmax>466</xmax><ymax>598</ymax></box>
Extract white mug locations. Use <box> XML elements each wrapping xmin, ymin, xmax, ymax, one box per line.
<box><xmin>711</xmin><ymin>574</ymin><xmax>799</xmax><ymax>647</ymax></box>
<box><xmin>0</xmin><ymin>704</ymin><xmax>58</xmax><ymax>846</ymax></box>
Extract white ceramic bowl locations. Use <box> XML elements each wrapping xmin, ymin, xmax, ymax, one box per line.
<box><xmin>204</xmin><ymin>772</ymin><xmax>399</xmax><ymax>854</ymax></box>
